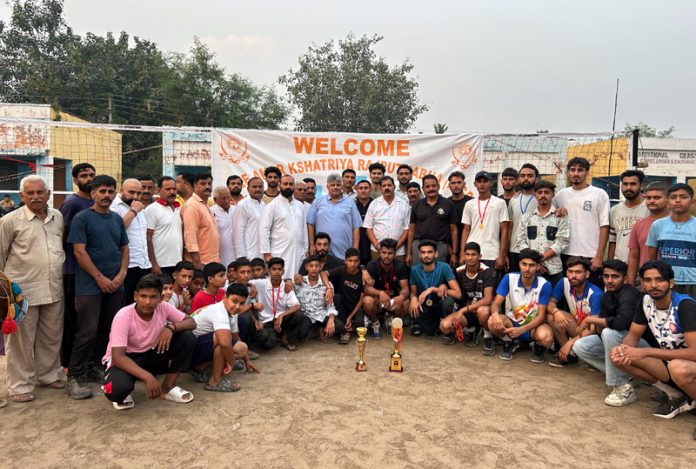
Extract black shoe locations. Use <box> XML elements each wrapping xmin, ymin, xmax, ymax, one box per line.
<box><xmin>693</xmin><ymin>425</ymin><xmax>696</xmax><ymax>441</ymax></box>
<box><xmin>464</xmin><ymin>327</ymin><xmax>480</xmax><ymax>347</ymax></box>
<box><xmin>409</xmin><ymin>325</ymin><xmax>423</xmax><ymax>337</ymax></box>
<box><xmin>651</xmin><ymin>390</ymin><xmax>669</xmax><ymax>403</ymax></box>
<box><xmin>86</xmin><ymin>365</ymin><xmax>105</xmax><ymax>383</ymax></box>
<box><xmin>482</xmin><ymin>337</ymin><xmax>495</xmax><ymax>356</ymax></box>
<box><xmin>548</xmin><ymin>354</ymin><xmax>579</xmax><ymax>368</ymax></box>
<box><xmin>531</xmin><ymin>344</ymin><xmax>546</xmax><ymax>363</ymax></box>
<box><xmin>442</xmin><ymin>334</ymin><xmax>456</xmax><ymax>345</ymax></box>
<box><xmin>651</xmin><ymin>395</ymin><xmax>696</xmax><ymax>419</ymax></box>
<box><xmin>499</xmin><ymin>341</ymin><xmax>518</xmax><ymax>361</ymax></box>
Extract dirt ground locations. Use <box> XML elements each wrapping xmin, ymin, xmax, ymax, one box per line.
<box><xmin>2</xmin><ymin>335</ymin><xmax>696</xmax><ymax>468</ymax></box>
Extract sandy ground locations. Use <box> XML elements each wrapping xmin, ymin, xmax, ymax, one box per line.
<box><xmin>2</xmin><ymin>335</ymin><xmax>696</xmax><ymax>468</ymax></box>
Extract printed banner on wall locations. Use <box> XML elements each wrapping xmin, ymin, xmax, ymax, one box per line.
<box><xmin>211</xmin><ymin>129</ymin><xmax>483</xmax><ymax>196</ymax></box>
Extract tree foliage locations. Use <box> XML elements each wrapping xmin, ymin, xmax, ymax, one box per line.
<box><xmin>280</xmin><ymin>34</ymin><xmax>427</xmax><ymax>133</ymax></box>
<box><xmin>433</xmin><ymin>123</ymin><xmax>448</xmax><ymax>134</ymax></box>
<box><xmin>0</xmin><ymin>0</ymin><xmax>288</xmax><ymax>178</ymax></box>
<box><xmin>624</xmin><ymin>122</ymin><xmax>676</xmax><ymax>138</ymax></box>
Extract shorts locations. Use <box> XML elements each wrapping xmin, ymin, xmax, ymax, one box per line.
<box><xmin>191</xmin><ymin>332</ymin><xmax>239</xmax><ymax>366</ymax></box>
<box><xmin>510</xmin><ymin>319</ymin><xmax>533</xmax><ymax>343</ymax></box>
<box><xmin>462</xmin><ymin>311</ymin><xmax>480</xmax><ymax>328</ymax></box>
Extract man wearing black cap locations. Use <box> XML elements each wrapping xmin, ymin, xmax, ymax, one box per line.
<box><xmin>460</xmin><ymin>171</ymin><xmax>510</xmax><ymax>271</ymax></box>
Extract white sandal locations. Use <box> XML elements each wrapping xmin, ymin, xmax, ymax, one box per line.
<box><xmin>160</xmin><ymin>386</ymin><xmax>194</xmax><ymax>404</ymax></box>
<box><xmin>112</xmin><ymin>393</ymin><xmax>134</xmax><ymax>411</ymax></box>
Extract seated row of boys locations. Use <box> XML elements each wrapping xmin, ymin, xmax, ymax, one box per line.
<box><xmin>101</xmin><ymin>234</ymin><xmax>696</xmax><ymax>433</ymax></box>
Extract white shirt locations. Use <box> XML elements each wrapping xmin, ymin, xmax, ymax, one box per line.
<box><xmin>112</xmin><ymin>195</ymin><xmax>151</xmax><ymax>269</ymax></box>
<box><xmin>211</xmin><ymin>203</ymin><xmax>236</xmax><ymax>267</ymax></box>
<box><xmin>258</xmin><ymin>196</ymin><xmax>308</xmax><ymax>276</ymax></box>
<box><xmin>250</xmin><ymin>278</ymin><xmax>301</xmax><ymax>323</ymax></box>
<box><xmin>362</xmin><ymin>195</ymin><xmax>410</xmax><ymax>255</ymax></box>
<box><xmin>554</xmin><ymin>185</ymin><xmax>610</xmax><ymax>257</ymax></box>
<box><xmin>232</xmin><ymin>197</ymin><xmax>265</xmax><ymax>260</ymax></box>
<box><xmin>462</xmin><ymin>196</ymin><xmax>509</xmax><ymax>261</ymax></box>
<box><xmin>508</xmin><ymin>192</ymin><xmax>538</xmax><ymax>254</ymax></box>
<box><xmin>144</xmin><ymin>200</ymin><xmax>183</xmax><ymax>268</ymax></box>
<box><xmin>192</xmin><ymin>301</ymin><xmax>238</xmax><ymax>337</ymax></box>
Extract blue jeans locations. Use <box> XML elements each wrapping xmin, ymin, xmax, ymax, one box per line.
<box><xmin>572</xmin><ymin>328</ymin><xmax>651</xmax><ymax>387</ymax></box>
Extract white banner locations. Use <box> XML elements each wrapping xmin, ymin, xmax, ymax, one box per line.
<box><xmin>211</xmin><ymin>129</ymin><xmax>483</xmax><ymax>196</ymax></box>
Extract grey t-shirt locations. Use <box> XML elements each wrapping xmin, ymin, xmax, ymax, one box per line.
<box><xmin>609</xmin><ymin>201</ymin><xmax>649</xmax><ymax>262</ymax></box>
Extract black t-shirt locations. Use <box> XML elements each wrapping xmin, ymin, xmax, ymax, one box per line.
<box><xmin>410</xmin><ymin>195</ymin><xmax>457</xmax><ymax>243</ymax></box>
<box><xmin>600</xmin><ymin>284</ymin><xmax>642</xmax><ymax>332</ymax></box>
<box><xmin>328</xmin><ymin>266</ymin><xmax>364</xmax><ymax>307</ymax></box>
<box><xmin>366</xmin><ymin>259</ymin><xmax>410</xmax><ymax>297</ymax></box>
<box><xmin>450</xmin><ymin>195</ymin><xmax>473</xmax><ymax>247</ymax></box>
<box><xmin>298</xmin><ymin>254</ymin><xmax>344</xmax><ymax>276</ymax></box>
<box><xmin>455</xmin><ymin>265</ymin><xmax>497</xmax><ymax>305</ymax></box>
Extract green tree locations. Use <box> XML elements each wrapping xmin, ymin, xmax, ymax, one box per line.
<box><xmin>0</xmin><ymin>0</ymin><xmax>288</xmax><ymax>179</ymax></box>
<box><xmin>433</xmin><ymin>123</ymin><xmax>448</xmax><ymax>134</ymax></box>
<box><xmin>624</xmin><ymin>122</ymin><xmax>676</xmax><ymax>138</ymax></box>
<box><xmin>280</xmin><ymin>34</ymin><xmax>428</xmax><ymax>133</ymax></box>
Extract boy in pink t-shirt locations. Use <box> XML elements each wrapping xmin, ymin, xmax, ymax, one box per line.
<box><xmin>102</xmin><ymin>274</ymin><xmax>197</xmax><ymax>410</ymax></box>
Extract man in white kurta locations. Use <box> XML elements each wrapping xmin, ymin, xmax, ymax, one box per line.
<box><xmin>258</xmin><ymin>175</ymin><xmax>308</xmax><ymax>276</ymax></box>
<box><xmin>210</xmin><ymin>186</ymin><xmax>235</xmax><ymax>267</ymax></box>
<box><xmin>232</xmin><ymin>177</ymin><xmax>265</xmax><ymax>260</ymax></box>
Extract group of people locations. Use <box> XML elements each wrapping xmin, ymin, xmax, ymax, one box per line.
<box><xmin>1</xmin><ymin>157</ymin><xmax>695</xmax><ymax>439</ymax></box>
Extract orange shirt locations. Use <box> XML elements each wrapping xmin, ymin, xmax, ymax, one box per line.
<box><xmin>182</xmin><ymin>193</ymin><xmax>220</xmax><ymax>264</ymax></box>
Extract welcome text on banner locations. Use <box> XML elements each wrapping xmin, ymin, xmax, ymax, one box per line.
<box><xmin>211</xmin><ymin>129</ymin><xmax>483</xmax><ymax>196</ymax></box>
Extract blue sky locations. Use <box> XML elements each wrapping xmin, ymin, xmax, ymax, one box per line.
<box><xmin>2</xmin><ymin>0</ymin><xmax>694</xmax><ymax>136</ymax></box>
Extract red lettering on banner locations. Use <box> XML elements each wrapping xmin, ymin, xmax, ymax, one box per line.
<box><xmin>276</xmin><ymin>164</ymin><xmax>285</xmax><ymax>173</ymax></box>
<box><xmin>328</xmin><ymin>159</ymin><xmax>336</xmax><ymax>170</ymax></box>
<box><xmin>287</xmin><ymin>162</ymin><xmax>297</xmax><ymax>173</ymax></box>
<box><xmin>293</xmin><ymin>137</ymin><xmax>314</xmax><ymax>153</ymax></box>
<box><xmin>357</xmin><ymin>160</ymin><xmax>368</xmax><ymax>171</ymax></box>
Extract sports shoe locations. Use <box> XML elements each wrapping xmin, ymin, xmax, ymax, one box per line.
<box><xmin>482</xmin><ymin>337</ymin><xmax>495</xmax><ymax>356</ymax></box>
<box><xmin>530</xmin><ymin>343</ymin><xmax>546</xmax><ymax>363</ymax></box>
<box><xmin>604</xmin><ymin>384</ymin><xmax>638</xmax><ymax>407</ymax></box>
<box><xmin>442</xmin><ymin>334</ymin><xmax>456</xmax><ymax>346</ymax></box>
<box><xmin>464</xmin><ymin>328</ymin><xmax>480</xmax><ymax>347</ymax></box>
<box><xmin>499</xmin><ymin>341</ymin><xmax>518</xmax><ymax>361</ymax></box>
<box><xmin>409</xmin><ymin>324</ymin><xmax>423</xmax><ymax>337</ymax></box>
<box><xmin>651</xmin><ymin>394</ymin><xmax>696</xmax><ymax>419</ymax></box>
<box><xmin>548</xmin><ymin>355</ymin><xmax>579</xmax><ymax>368</ymax></box>
<box><xmin>66</xmin><ymin>375</ymin><xmax>92</xmax><ymax>400</ymax></box>
<box><xmin>370</xmin><ymin>321</ymin><xmax>382</xmax><ymax>339</ymax></box>
<box><xmin>651</xmin><ymin>390</ymin><xmax>668</xmax><ymax>403</ymax></box>
<box><xmin>339</xmin><ymin>332</ymin><xmax>351</xmax><ymax>345</ymax></box>
<box><xmin>86</xmin><ymin>365</ymin><xmax>105</xmax><ymax>383</ymax></box>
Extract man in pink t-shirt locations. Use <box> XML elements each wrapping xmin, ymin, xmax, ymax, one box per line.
<box><xmin>102</xmin><ymin>275</ymin><xmax>197</xmax><ymax>409</ymax></box>
<box><xmin>627</xmin><ymin>182</ymin><xmax>670</xmax><ymax>286</ymax></box>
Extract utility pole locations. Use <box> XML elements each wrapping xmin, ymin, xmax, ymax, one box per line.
<box><xmin>108</xmin><ymin>94</ymin><xmax>113</xmax><ymax>124</ymax></box>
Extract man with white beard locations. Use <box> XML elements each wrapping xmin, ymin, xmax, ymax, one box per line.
<box><xmin>258</xmin><ymin>175</ymin><xmax>308</xmax><ymax>276</ymax></box>
<box><xmin>211</xmin><ymin>186</ymin><xmax>235</xmax><ymax>267</ymax></box>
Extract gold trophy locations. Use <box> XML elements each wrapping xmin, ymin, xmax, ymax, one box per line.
<box><xmin>389</xmin><ymin>317</ymin><xmax>404</xmax><ymax>372</ymax></box>
<box><xmin>355</xmin><ymin>327</ymin><xmax>368</xmax><ymax>372</ymax></box>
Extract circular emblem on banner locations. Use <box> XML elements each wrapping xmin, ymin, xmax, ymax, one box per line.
<box><xmin>451</xmin><ymin>142</ymin><xmax>478</xmax><ymax>170</ymax></box>
<box><xmin>219</xmin><ymin>134</ymin><xmax>249</xmax><ymax>164</ymax></box>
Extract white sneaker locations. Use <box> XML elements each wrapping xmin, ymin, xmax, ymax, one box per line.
<box><xmin>604</xmin><ymin>383</ymin><xmax>638</xmax><ymax>407</ymax></box>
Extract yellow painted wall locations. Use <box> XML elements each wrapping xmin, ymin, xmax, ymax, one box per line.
<box><xmin>566</xmin><ymin>137</ymin><xmax>629</xmax><ymax>183</ymax></box>
<box><xmin>49</xmin><ymin>109</ymin><xmax>122</xmax><ymax>189</ymax></box>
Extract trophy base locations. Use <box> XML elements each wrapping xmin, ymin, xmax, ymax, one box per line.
<box><xmin>389</xmin><ymin>356</ymin><xmax>403</xmax><ymax>373</ymax></box>
<box><xmin>356</xmin><ymin>361</ymin><xmax>367</xmax><ymax>372</ymax></box>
